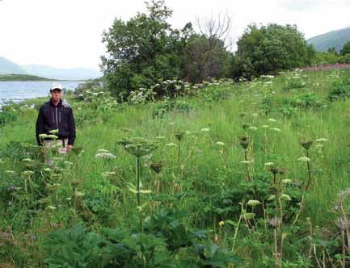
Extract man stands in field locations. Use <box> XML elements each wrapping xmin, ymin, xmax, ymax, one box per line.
<box><xmin>36</xmin><ymin>83</ymin><xmax>76</xmax><ymax>160</ymax></box>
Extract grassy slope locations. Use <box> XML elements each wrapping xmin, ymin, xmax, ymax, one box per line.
<box><xmin>0</xmin><ymin>73</ymin><xmax>53</xmax><ymax>81</ymax></box>
<box><xmin>0</xmin><ymin>69</ymin><xmax>350</xmax><ymax>266</ymax></box>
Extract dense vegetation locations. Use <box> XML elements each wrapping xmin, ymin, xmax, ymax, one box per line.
<box><xmin>1</xmin><ymin>68</ymin><xmax>350</xmax><ymax>267</ymax></box>
<box><xmin>101</xmin><ymin>1</ymin><xmax>312</xmax><ymax>100</ymax></box>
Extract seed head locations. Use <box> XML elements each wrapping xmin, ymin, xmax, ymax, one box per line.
<box><xmin>239</xmin><ymin>137</ymin><xmax>249</xmax><ymax>149</ymax></box>
<box><xmin>269</xmin><ymin>167</ymin><xmax>279</xmax><ymax>175</ymax></box>
<box><xmin>268</xmin><ymin>217</ymin><xmax>282</xmax><ymax>228</ymax></box>
<box><xmin>150</xmin><ymin>162</ymin><xmax>163</xmax><ymax>174</ymax></box>
<box><xmin>300</xmin><ymin>141</ymin><xmax>313</xmax><ymax>150</ymax></box>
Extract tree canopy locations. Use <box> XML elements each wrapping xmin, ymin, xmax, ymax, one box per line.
<box><xmin>231</xmin><ymin>24</ymin><xmax>315</xmax><ymax>79</ymax></box>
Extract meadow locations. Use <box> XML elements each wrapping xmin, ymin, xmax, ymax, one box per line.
<box><xmin>0</xmin><ymin>68</ymin><xmax>349</xmax><ymax>267</ymax></box>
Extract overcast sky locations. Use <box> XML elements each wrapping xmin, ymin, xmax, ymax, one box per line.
<box><xmin>1</xmin><ymin>0</ymin><xmax>350</xmax><ymax>70</ymax></box>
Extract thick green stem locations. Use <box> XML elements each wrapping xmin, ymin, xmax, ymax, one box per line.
<box><xmin>136</xmin><ymin>157</ymin><xmax>140</xmax><ymax>207</ymax></box>
<box><xmin>304</xmin><ymin>150</ymin><xmax>312</xmax><ymax>191</ymax></box>
<box><xmin>136</xmin><ymin>157</ymin><xmax>142</xmax><ymax>231</ymax></box>
<box><xmin>244</xmin><ymin>149</ymin><xmax>251</xmax><ymax>181</ymax></box>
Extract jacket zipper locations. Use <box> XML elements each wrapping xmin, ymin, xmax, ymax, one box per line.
<box><xmin>55</xmin><ymin>107</ymin><xmax>58</xmax><ymax>129</ymax></box>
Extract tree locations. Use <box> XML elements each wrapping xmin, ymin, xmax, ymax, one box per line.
<box><xmin>101</xmin><ymin>1</ymin><xmax>187</xmax><ymax>99</ymax></box>
<box><xmin>185</xmin><ymin>12</ymin><xmax>232</xmax><ymax>82</ymax></box>
<box><xmin>231</xmin><ymin>24</ymin><xmax>315</xmax><ymax>79</ymax></box>
<box><xmin>340</xmin><ymin>41</ymin><xmax>350</xmax><ymax>55</ymax></box>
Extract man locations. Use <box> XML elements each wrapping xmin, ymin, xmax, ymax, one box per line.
<box><xmin>36</xmin><ymin>83</ymin><xmax>76</xmax><ymax>157</ymax></box>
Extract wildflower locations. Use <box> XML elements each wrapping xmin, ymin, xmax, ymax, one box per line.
<box><xmin>248</xmin><ymin>126</ymin><xmax>258</xmax><ymax>131</ymax></box>
<box><xmin>166</xmin><ymin>143</ymin><xmax>178</xmax><ymax>147</ymax></box>
<box><xmin>262</xmin><ymin>125</ymin><xmax>269</xmax><ymax>128</ymax></box>
<box><xmin>150</xmin><ymin>162</ymin><xmax>163</xmax><ymax>174</ymax></box>
<box><xmin>252</xmin><ymin>113</ymin><xmax>258</xmax><ymax>117</ymax></box>
<box><xmin>268</xmin><ymin>217</ymin><xmax>281</xmax><ymax>228</ymax></box>
<box><xmin>281</xmin><ymin>194</ymin><xmax>292</xmax><ymax>201</ymax></box>
<box><xmin>5</xmin><ymin>170</ymin><xmax>15</xmax><ymax>175</ymax></box>
<box><xmin>22</xmin><ymin>171</ymin><xmax>34</xmax><ymax>177</ymax></box>
<box><xmin>335</xmin><ymin>217</ymin><xmax>350</xmax><ymax>230</ymax></box>
<box><xmin>239</xmin><ymin>137</ymin><xmax>249</xmax><ymax>149</ymax></box>
<box><xmin>175</xmin><ymin>131</ymin><xmax>184</xmax><ymax>141</ymax></box>
<box><xmin>282</xmin><ymin>179</ymin><xmax>292</xmax><ymax>184</ymax></box>
<box><xmin>315</xmin><ymin>138</ymin><xmax>328</xmax><ymax>143</ymax></box>
<box><xmin>49</xmin><ymin>129</ymin><xmax>59</xmax><ymax>134</ymax></box>
<box><xmin>95</xmin><ymin>152</ymin><xmax>116</xmax><ymax>159</ymax></box>
<box><xmin>64</xmin><ymin>161</ymin><xmax>73</xmax><ymax>166</ymax></box>
<box><xmin>22</xmin><ymin>158</ymin><xmax>33</xmax><ymax>163</ymax></box>
<box><xmin>219</xmin><ymin>221</ymin><xmax>225</xmax><ymax>227</ymax></box>
<box><xmin>201</xmin><ymin>128</ymin><xmax>210</xmax><ymax>132</ymax></box>
<box><xmin>338</xmin><ymin>188</ymin><xmax>350</xmax><ymax>203</ymax></box>
<box><xmin>43</xmin><ymin>168</ymin><xmax>52</xmax><ymax>172</ymax></box>
<box><xmin>268</xmin><ymin>118</ymin><xmax>277</xmax><ymax>123</ymax></box>
<box><xmin>271</xmin><ymin>128</ymin><xmax>281</xmax><ymax>132</ymax></box>
<box><xmin>216</xmin><ymin>141</ymin><xmax>225</xmax><ymax>147</ymax></box>
<box><xmin>269</xmin><ymin>167</ymin><xmax>279</xmax><ymax>175</ymax></box>
<box><xmin>247</xmin><ymin>200</ymin><xmax>260</xmax><ymax>206</ymax></box>
<box><xmin>75</xmin><ymin>191</ymin><xmax>85</xmax><ymax>197</ymax></box>
<box><xmin>102</xmin><ymin>171</ymin><xmax>116</xmax><ymax>177</ymax></box>
<box><xmin>47</xmin><ymin>206</ymin><xmax>57</xmax><ymax>210</ymax></box>
<box><xmin>300</xmin><ymin>141</ymin><xmax>313</xmax><ymax>150</ymax></box>
<box><xmin>264</xmin><ymin>162</ymin><xmax>274</xmax><ymax>166</ymax></box>
<box><xmin>155</xmin><ymin>136</ymin><xmax>165</xmax><ymax>140</ymax></box>
<box><xmin>97</xmin><ymin>149</ymin><xmax>110</xmax><ymax>153</ymax></box>
<box><xmin>298</xmin><ymin>156</ymin><xmax>311</xmax><ymax>162</ymax></box>
<box><xmin>241</xmin><ymin>160</ymin><xmax>253</xmax><ymax>165</ymax></box>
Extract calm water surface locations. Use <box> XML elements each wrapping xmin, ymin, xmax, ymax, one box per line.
<box><xmin>0</xmin><ymin>81</ymin><xmax>82</xmax><ymax>108</ymax></box>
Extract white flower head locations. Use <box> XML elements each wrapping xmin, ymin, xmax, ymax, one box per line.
<box><xmin>201</xmin><ymin>128</ymin><xmax>210</xmax><ymax>132</ymax></box>
<box><xmin>298</xmin><ymin>156</ymin><xmax>311</xmax><ymax>162</ymax></box>
<box><xmin>95</xmin><ymin>152</ymin><xmax>116</xmax><ymax>159</ymax></box>
<box><xmin>268</xmin><ymin>118</ymin><xmax>277</xmax><ymax>123</ymax></box>
<box><xmin>216</xmin><ymin>141</ymin><xmax>225</xmax><ymax>147</ymax></box>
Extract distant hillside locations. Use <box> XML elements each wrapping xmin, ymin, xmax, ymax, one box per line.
<box><xmin>22</xmin><ymin>65</ymin><xmax>101</xmax><ymax>81</ymax></box>
<box><xmin>0</xmin><ymin>56</ymin><xmax>27</xmax><ymax>75</ymax></box>
<box><xmin>307</xmin><ymin>27</ymin><xmax>350</xmax><ymax>52</ymax></box>
<box><xmin>0</xmin><ymin>74</ymin><xmax>53</xmax><ymax>81</ymax></box>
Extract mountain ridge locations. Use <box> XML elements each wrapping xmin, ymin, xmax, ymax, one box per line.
<box><xmin>307</xmin><ymin>27</ymin><xmax>350</xmax><ymax>52</ymax></box>
<box><xmin>0</xmin><ymin>56</ymin><xmax>101</xmax><ymax>80</ymax></box>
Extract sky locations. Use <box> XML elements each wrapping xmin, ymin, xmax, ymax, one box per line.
<box><xmin>0</xmin><ymin>0</ymin><xmax>350</xmax><ymax>70</ymax></box>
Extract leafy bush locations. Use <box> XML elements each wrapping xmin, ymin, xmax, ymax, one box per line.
<box><xmin>0</xmin><ymin>111</ymin><xmax>17</xmax><ymax>127</ymax></box>
<box><xmin>327</xmin><ymin>79</ymin><xmax>350</xmax><ymax>102</ymax></box>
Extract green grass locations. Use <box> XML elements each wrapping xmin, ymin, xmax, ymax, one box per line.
<box><xmin>0</xmin><ymin>69</ymin><xmax>350</xmax><ymax>267</ymax></box>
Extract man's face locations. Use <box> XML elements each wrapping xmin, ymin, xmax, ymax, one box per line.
<box><xmin>51</xmin><ymin>90</ymin><xmax>62</xmax><ymax>102</ymax></box>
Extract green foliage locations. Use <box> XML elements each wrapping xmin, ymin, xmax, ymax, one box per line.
<box><xmin>0</xmin><ymin>111</ymin><xmax>17</xmax><ymax>127</ymax></box>
<box><xmin>232</xmin><ymin>24</ymin><xmax>314</xmax><ymax>79</ymax></box>
<box><xmin>340</xmin><ymin>40</ymin><xmax>350</xmax><ymax>55</ymax></box>
<box><xmin>44</xmin><ymin>224</ymin><xmax>112</xmax><ymax>268</ymax></box>
<box><xmin>327</xmin><ymin>77</ymin><xmax>350</xmax><ymax>101</ymax></box>
<box><xmin>101</xmin><ymin>1</ymin><xmax>186</xmax><ymax>99</ymax></box>
<box><xmin>152</xmin><ymin>99</ymin><xmax>193</xmax><ymax>118</ymax></box>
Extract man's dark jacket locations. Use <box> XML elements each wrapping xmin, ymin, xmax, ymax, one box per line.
<box><xmin>36</xmin><ymin>99</ymin><xmax>76</xmax><ymax>146</ymax></box>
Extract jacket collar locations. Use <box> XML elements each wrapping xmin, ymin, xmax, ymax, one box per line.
<box><xmin>50</xmin><ymin>98</ymin><xmax>62</xmax><ymax>107</ymax></box>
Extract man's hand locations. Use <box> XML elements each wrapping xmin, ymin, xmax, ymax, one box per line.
<box><xmin>67</xmin><ymin>145</ymin><xmax>73</xmax><ymax>152</ymax></box>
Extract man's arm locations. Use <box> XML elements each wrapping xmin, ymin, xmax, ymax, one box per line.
<box><xmin>36</xmin><ymin>106</ymin><xmax>45</xmax><ymax>146</ymax></box>
<box><xmin>67</xmin><ymin>108</ymin><xmax>76</xmax><ymax>147</ymax></box>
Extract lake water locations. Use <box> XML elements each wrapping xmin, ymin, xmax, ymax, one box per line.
<box><xmin>0</xmin><ymin>81</ymin><xmax>82</xmax><ymax>108</ymax></box>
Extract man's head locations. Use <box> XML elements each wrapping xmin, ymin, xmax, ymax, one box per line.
<box><xmin>50</xmin><ymin>83</ymin><xmax>63</xmax><ymax>103</ymax></box>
